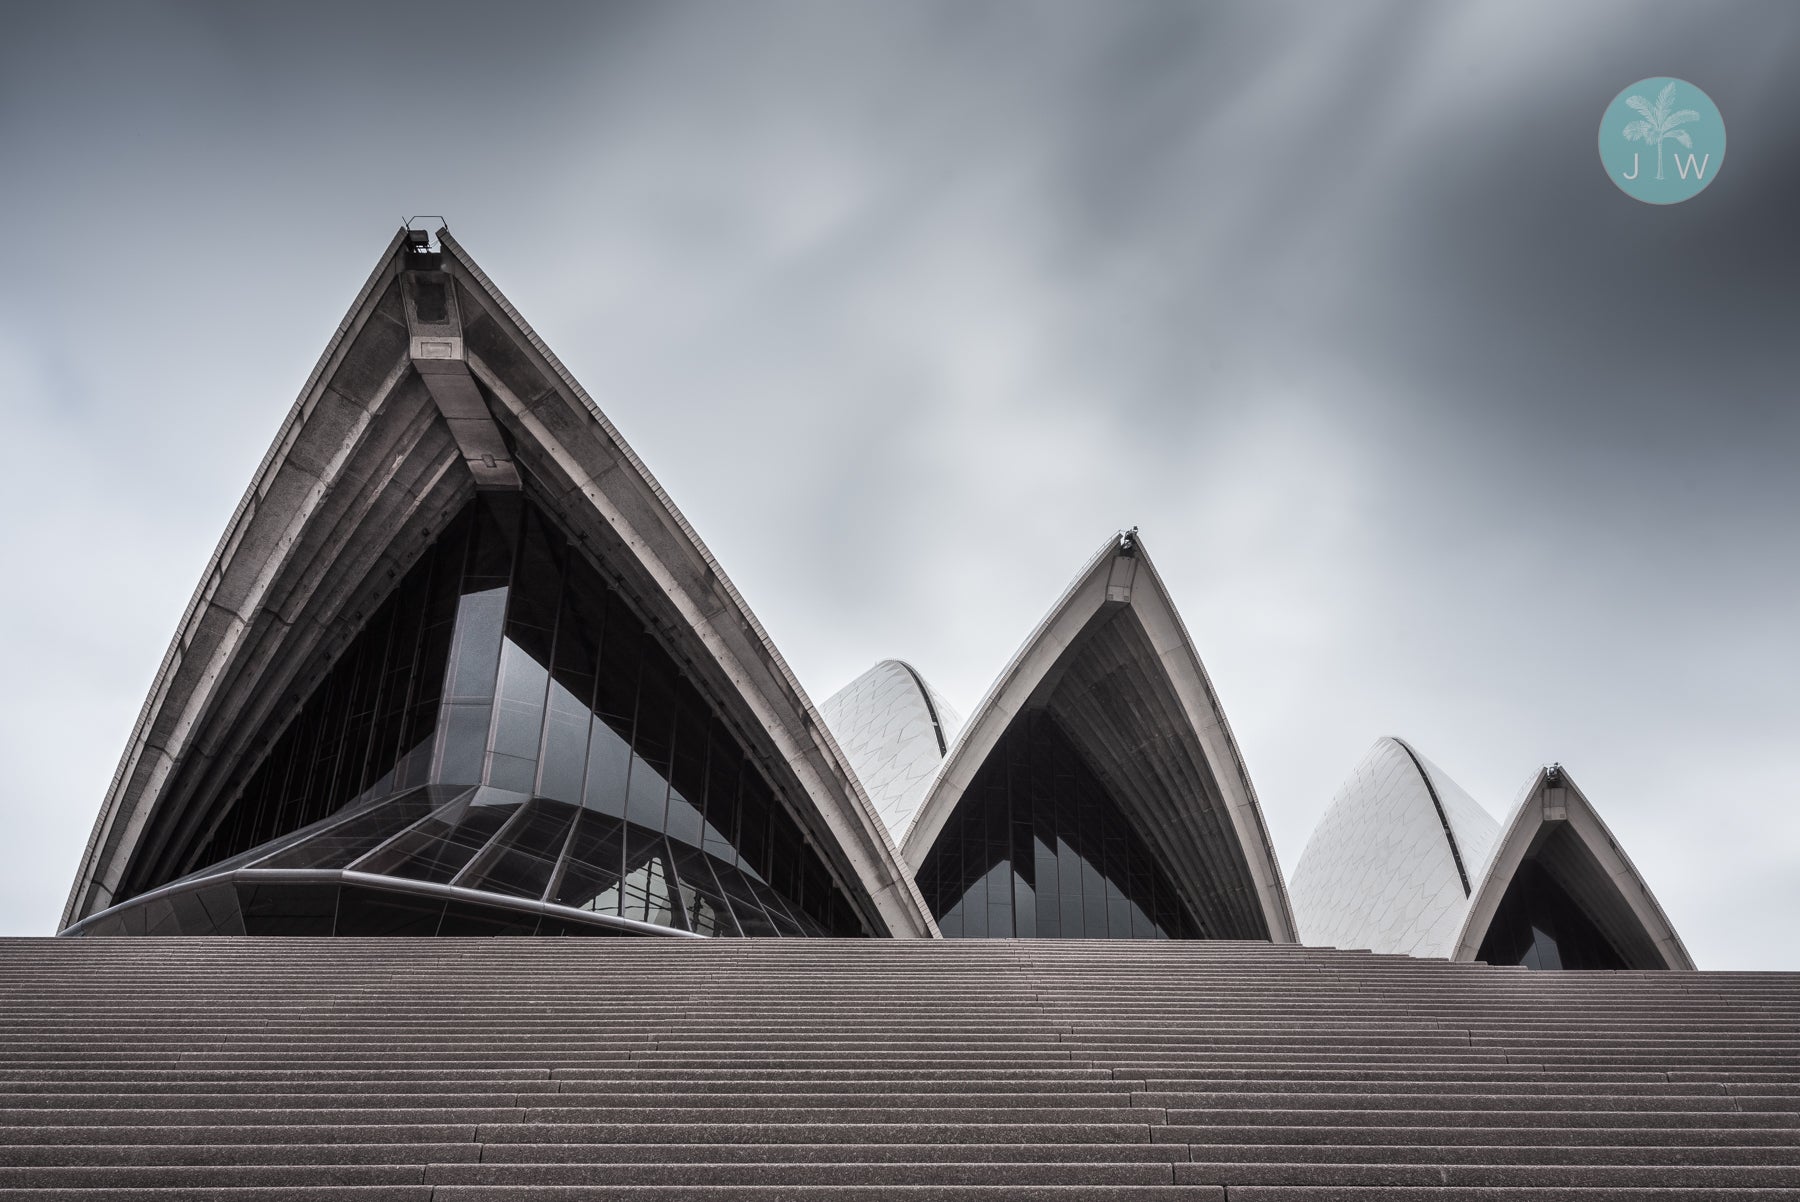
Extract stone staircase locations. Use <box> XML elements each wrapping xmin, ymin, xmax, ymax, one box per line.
<box><xmin>0</xmin><ymin>937</ymin><xmax>1796</xmax><ymax>1199</ymax></box>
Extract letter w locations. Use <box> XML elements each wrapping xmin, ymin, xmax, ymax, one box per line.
<box><xmin>1674</xmin><ymin>153</ymin><xmax>1711</xmax><ymax>180</ymax></box>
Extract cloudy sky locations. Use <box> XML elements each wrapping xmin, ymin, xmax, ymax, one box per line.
<box><xmin>2</xmin><ymin>1</ymin><xmax>1795</xmax><ymax>966</ymax></box>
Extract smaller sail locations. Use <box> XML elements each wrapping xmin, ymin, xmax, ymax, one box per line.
<box><xmin>1452</xmin><ymin>765</ymin><xmax>1693</xmax><ymax>970</ymax></box>
<box><xmin>901</xmin><ymin>532</ymin><xmax>1295</xmax><ymax>941</ymax></box>
<box><xmin>1290</xmin><ymin>737</ymin><xmax>1498</xmax><ymax>957</ymax></box>
<box><xmin>820</xmin><ymin>661</ymin><xmax>963</xmax><ymax>840</ymax></box>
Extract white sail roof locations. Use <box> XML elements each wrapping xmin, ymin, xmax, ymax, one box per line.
<box><xmin>820</xmin><ymin>660</ymin><xmax>962</xmax><ymax>839</ymax></box>
<box><xmin>1290</xmin><ymin>737</ymin><xmax>1498</xmax><ymax>957</ymax></box>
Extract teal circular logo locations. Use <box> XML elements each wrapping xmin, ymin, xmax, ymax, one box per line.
<box><xmin>1599</xmin><ymin>77</ymin><xmax>1725</xmax><ymax>204</ymax></box>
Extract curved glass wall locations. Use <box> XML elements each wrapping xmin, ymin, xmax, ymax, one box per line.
<box><xmin>124</xmin><ymin>491</ymin><xmax>863</xmax><ymax>937</ymax></box>
<box><xmin>165</xmin><ymin>500</ymin><xmax>474</xmax><ymax>883</ymax></box>
<box><xmin>916</xmin><ymin>712</ymin><xmax>1200</xmax><ymax>939</ymax></box>
<box><xmin>67</xmin><ymin>784</ymin><xmax>825</xmax><ymax>938</ymax></box>
<box><xmin>1475</xmin><ymin>860</ymin><xmax>1628</xmax><ymax>970</ymax></box>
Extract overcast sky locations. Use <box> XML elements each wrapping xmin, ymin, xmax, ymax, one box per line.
<box><xmin>2</xmin><ymin>1</ymin><xmax>1795</xmax><ymax>966</ymax></box>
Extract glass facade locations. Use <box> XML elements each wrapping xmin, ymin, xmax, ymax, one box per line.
<box><xmin>68</xmin><ymin>784</ymin><xmax>824</xmax><ymax>938</ymax></box>
<box><xmin>916</xmin><ymin>711</ymin><xmax>1200</xmax><ymax>939</ymax></box>
<box><xmin>181</xmin><ymin>502</ymin><xmax>471</xmax><ymax>875</ymax></box>
<box><xmin>1475</xmin><ymin>860</ymin><xmax>1628</xmax><ymax>970</ymax></box>
<box><xmin>133</xmin><ymin>492</ymin><xmax>862</xmax><ymax>937</ymax></box>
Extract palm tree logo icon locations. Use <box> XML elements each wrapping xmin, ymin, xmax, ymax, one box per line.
<box><xmin>1621</xmin><ymin>81</ymin><xmax>1699</xmax><ymax>181</ymax></box>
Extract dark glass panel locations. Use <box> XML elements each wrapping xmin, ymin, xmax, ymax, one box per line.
<box><xmin>767</xmin><ymin>801</ymin><xmax>805</xmax><ymax>910</ymax></box>
<box><xmin>1033</xmin><ymin>837</ymin><xmax>1059</xmax><ymax>937</ymax></box>
<box><xmin>552</xmin><ymin>808</ymin><xmax>627</xmax><ymax>914</ymax></box>
<box><xmin>824</xmin><ymin>889</ymin><xmax>861</xmax><ymax>938</ymax></box>
<box><xmin>670</xmin><ymin>846</ymin><xmax>741</xmax><ymax>937</ymax></box>
<box><xmin>488</xmin><ymin>640</ymin><xmax>550</xmax><ymax>792</ymax></box>
<box><xmin>592</xmin><ymin>598</ymin><xmax>641</xmax><ymax>729</ymax></box>
<box><xmin>633</xmin><ymin>646</ymin><xmax>677</xmax><ymax>770</ymax></box>
<box><xmin>177</xmin><ymin>503</ymin><xmax>477</xmax><ymax>881</ymax></box>
<box><xmin>538</xmin><ymin>916</ymin><xmax>622</xmax><ymax>938</ymax></box>
<box><xmin>666</xmin><ymin>689</ymin><xmax>710</xmax><ymax>849</ymax></box>
<box><xmin>538</xmin><ymin>678</ymin><xmax>593</xmax><ymax>805</ymax></box>
<box><xmin>147</xmin><ymin>491</ymin><xmax>864</xmax><ymax>939</ymax></box>
<box><xmin>258</xmin><ymin>787</ymin><xmax>441</xmax><ymax>870</ymax></box>
<box><xmin>625</xmin><ymin>754</ymin><xmax>670</xmax><ymax>832</ymax></box>
<box><xmin>1476</xmin><ymin>860</ymin><xmax>1629</xmax><ymax>971</ymax></box>
<box><xmin>357</xmin><ymin>790</ymin><xmax>521</xmax><ymax>884</ymax></box>
<box><xmin>238</xmin><ymin>881</ymin><xmax>338</xmax><ymax>936</ymax></box>
<box><xmin>506</xmin><ymin>503</ymin><xmax>564</xmax><ymax>637</ymax></box>
<box><xmin>701</xmin><ymin>720</ymin><xmax>741</xmax><ymax>864</ymax></box>
<box><xmin>444</xmin><ymin>589</ymin><xmax>508</xmax><ymax>702</ymax></box>
<box><xmin>335</xmin><ymin>885</ymin><xmax>446</xmax><ymax>936</ymax></box>
<box><xmin>709</xmin><ymin>856</ymin><xmax>782</xmax><ymax>936</ymax></box>
<box><xmin>625</xmin><ymin>657</ymin><xmax>675</xmax><ymax>830</ymax></box>
<box><xmin>168</xmin><ymin>889</ymin><xmax>215</xmax><ymax>936</ymax></box>
<box><xmin>437</xmin><ymin>901</ymin><xmax>541</xmax><ymax>936</ymax></box>
<box><xmin>746</xmin><ymin>875</ymin><xmax>812</xmax><ymax>937</ymax></box>
<box><xmin>487</xmin><ymin>506</ymin><xmax>563</xmax><ymax>791</ymax></box>
<box><xmin>192</xmin><ymin>883</ymin><xmax>245</xmax><ymax>936</ymax></box>
<box><xmin>798</xmin><ymin>856</ymin><xmax>831</xmax><ymax>929</ymax></box>
<box><xmin>463</xmin><ymin>491</ymin><xmax>520</xmax><ymax>587</ymax></box>
<box><xmin>620</xmin><ymin>827</ymin><xmax>681</xmax><ymax>929</ymax></box>
<box><xmin>735</xmin><ymin>773</ymin><xmax>771</xmax><ymax>884</ymax></box>
<box><xmin>436</xmin><ymin>700</ymin><xmax>494</xmax><ymax>785</ymax></box>
<box><xmin>1013</xmin><ymin>869</ymin><xmax>1037</xmax><ymax>938</ymax></box>
<box><xmin>395</xmin><ymin>516</ymin><xmax>466</xmax><ymax>789</ymax></box>
<box><xmin>537</xmin><ymin>556</ymin><xmax>603</xmax><ymax>804</ymax></box>
<box><xmin>549</xmin><ymin>553</ymin><xmax>607</xmax><ymax>688</ymax></box>
<box><xmin>457</xmin><ymin>798</ymin><xmax>578</xmax><ymax>900</ymax></box>
<box><xmin>360</xmin><ymin>571</ymin><xmax>428</xmax><ymax>797</ymax></box>
<box><xmin>583</xmin><ymin>718</ymin><xmax>632</xmax><ymax>819</ymax></box>
<box><xmin>271</xmin><ymin>685</ymin><xmax>332</xmax><ymax>835</ymax></box>
<box><xmin>962</xmin><ymin>872</ymin><xmax>989</xmax><ymax>938</ymax></box>
<box><xmin>327</xmin><ymin>607</ymin><xmax>388</xmax><ymax>805</ymax></box>
<box><xmin>919</xmin><ymin>711</ymin><xmax>1199</xmax><ymax>940</ymax></box>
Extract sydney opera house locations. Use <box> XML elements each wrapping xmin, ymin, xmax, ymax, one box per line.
<box><xmin>59</xmin><ymin>226</ymin><xmax>1691</xmax><ymax>975</ymax></box>
<box><xmin>16</xmin><ymin>228</ymin><xmax>1794</xmax><ymax>1198</ymax></box>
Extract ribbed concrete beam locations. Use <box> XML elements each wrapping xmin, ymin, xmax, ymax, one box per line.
<box><xmin>400</xmin><ymin>266</ymin><xmax>519</xmax><ymax>490</ymax></box>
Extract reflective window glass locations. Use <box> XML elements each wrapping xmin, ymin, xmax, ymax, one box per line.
<box><xmin>456</xmin><ymin>797</ymin><xmax>578</xmax><ymax>900</ymax></box>
<box><xmin>239</xmin><ymin>881</ymin><xmax>339</xmax><ymax>936</ymax></box>
<box><xmin>919</xmin><ymin>711</ymin><xmax>1199</xmax><ymax>939</ymax></box>
<box><xmin>553</xmin><ymin>808</ymin><xmax>627</xmax><ymax>913</ymax></box>
<box><xmin>357</xmin><ymin>791</ymin><xmax>522</xmax><ymax>884</ymax></box>
<box><xmin>437</xmin><ymin>901</ymin><xmax>542</xmax><ymax>936</ymax></box>
<box><xmin>146</xmin><ymin>491</ymin><xmax>864</xmax><ymax>938</ymax></box>
<box><xmin>335</xmin><ymin>885</ymin><xmax>447</xmax><ymax>936</ymax></box>
<box><xmin>258</xmin><ymin>787</ymin><xmax>442</xmax><ymax>870</ymax></box>
<box><xmin>1475</xmin><ymin>860</ymin><xmax>1628</xmax><ymax>970</ymax></box>
<box><xmin>620</xmin><ymin>828</ymin><xmax>680</xmax><ymax>929</ymax></box>
<box><xmin>670</xmin><ymin>846</ymin><xmax>741</xmax><ymax>938</ymax></box>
